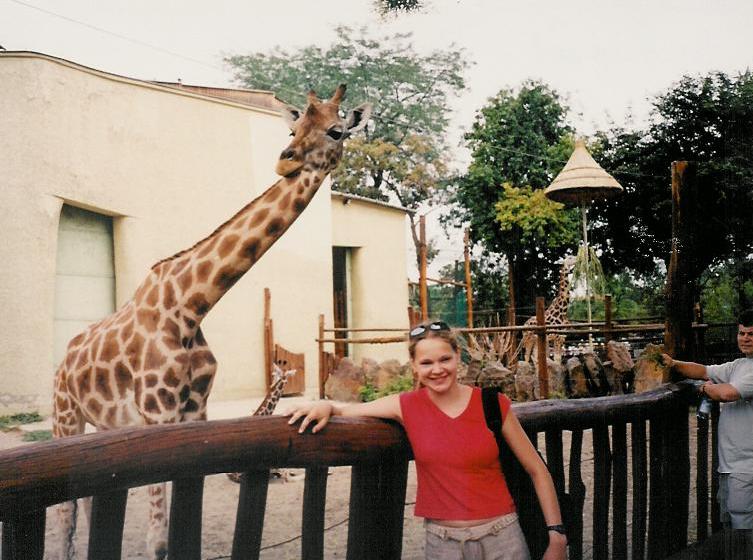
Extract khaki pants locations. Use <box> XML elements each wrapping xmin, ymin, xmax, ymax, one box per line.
<box><xmin>424</xmin><ymin>513</ymin><xmax>531</xmax><ymax>560</ymax></box>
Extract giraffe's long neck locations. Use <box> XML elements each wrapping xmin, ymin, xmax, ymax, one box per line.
<box><xmin>548</xmin><ymin>265</ymin><xmax>573</xmax><ymax>317</ymax></box>
<box><xmin>253</xmin><ymin>374</ymin><xmax>288</xmax><ymax>416</ymax></box>
<box><xmin>147</xmin><ymin>161</ymin><xmax>334</xmax><ymax>325</ymax></box>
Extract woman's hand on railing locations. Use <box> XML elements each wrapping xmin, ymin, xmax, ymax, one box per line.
<box><xmin>285</xmin><ymin>401</ymin><xmax>335</xmax><ymax>434</ymax></box>
<box><xmin>660</xmin><ymin>353</ymin><xmax>675</xmax><ymax>368</ymax></box>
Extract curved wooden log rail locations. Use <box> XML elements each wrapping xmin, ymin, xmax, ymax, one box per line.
<box><xmin>0</xmin><ymin>382</ymin><xmax>719</xmax><ymax>560</ymax></box>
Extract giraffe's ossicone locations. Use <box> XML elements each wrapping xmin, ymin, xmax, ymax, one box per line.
<box><xmin>52</xmin><ymin>84</ymin><xmax>371</xmax><ymax>560</ymax></box>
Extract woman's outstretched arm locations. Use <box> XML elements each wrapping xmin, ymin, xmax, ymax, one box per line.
<box><xmin>502</xmin><ymin>409</ymin><xmax>567</xmax><ymax>560</ymax></box>
<box><xmin>286</xmin><ymin>393</ymin><xmax>402</xmax><ymax>433</ymax></box>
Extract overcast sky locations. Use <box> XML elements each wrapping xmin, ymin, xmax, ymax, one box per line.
<box><xmin>3</xmin><ymin>0</ymin><xmax>753</xmax><ymax>274</ymax></box>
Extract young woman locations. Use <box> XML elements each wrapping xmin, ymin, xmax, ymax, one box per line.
<box><xmin>287</xmin><ymin>321</ymin><xmax>567</xmax><ymax>560</ymax></box>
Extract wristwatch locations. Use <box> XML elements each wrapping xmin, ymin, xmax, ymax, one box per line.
<box><xmin>547</xmin><ymin>524</ymin><xmax>567</xmax><ymax>536</ymax></box>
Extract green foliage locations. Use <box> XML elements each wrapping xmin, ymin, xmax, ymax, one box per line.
<box><xmin>448</xmin><ymin>80</ymin><xmax>578</xmax><ymax>313</ymax></box>
<box><xmin>22</xmin><ymin>430</ymin><xmax>52</xmax><ymax>442</ymax></box>
<box><xmin>592</xmin><ymin>71</ymin><xmax>753</xmax><ymax>302</ymax></box>
<box><xmin>700</xmin><ymin>262</ymin><xmax>753</xmax><ymax>323</ymax></box>
<box><xmin>359</xmin><ymin>373</ymin><xmax>415</xmax><ymax>402</ymax></box>
<box><xmin>568</xmin><ymin>268</ymin><xmax>665</xmax><ymax>322</ymax></box>
<box><xmin>226</xmin><ymin>26</ymin><xmax>469</xmax><ymax>271</ymax></box>
<box><xmin>225</xmin><ymin>26</ymin><xmax>467</xmax><ymax>209</ymax></box>
<box><xmin>0</xmin><ymin>412</ymin><xmax>43</xmax><ymax>431</ymax></box>
<box><xmin>374</xmin><ymin>0</ymin><xmax>425</xmax><ymax>15</ymax></box>
<box><xmin>571</xmin><ymin>244</ymin><xmax>607</xmax><ymax>300</ymax></box>
<box><xmin>495</xmin><ymin>183</ymin><xmax>579</xmax><ymax>247</ymax></box>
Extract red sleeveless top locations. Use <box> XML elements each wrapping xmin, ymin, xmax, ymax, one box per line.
<box><xmin>399</xmin><ymin>387</ymin><xmax>517</xmax><ymax>520</ymax></box>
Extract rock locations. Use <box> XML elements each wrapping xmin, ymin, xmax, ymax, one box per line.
<box><xmin>607</xmin><ymin>341</ymin><xmax>634</xmax><ymax>372</ymax></box>
<box><xmin>374</xmin><ymin>359</ymin><xmax>403</xmax><ymax>390</ymax></box>
<box><xmin>361</xmin><ymin>358</ymin><xmax>380</xmax><ymax>386</ymax></box>
<box><xmin>565</xmin><ymin>356</ymin><xmax>591</xmax><ymax>398</ymax></box>
<box><xmin>605</xmin><ymin>364</ymin><xmax>634</xmax><ymax>395</ymax></box>
<box><xmin>457</xmin><ymin>361</ymin><xmax>473</xmax><ymax>386</ymax></box>
<box><xmin>477</xmin><ymin>361</ymin><xmax>516</xmax><ymax>398</ymax></box>
<box><xmin>324</xmin><ymin>357</ymin><xmax>364</xmax><ymax>402</ymax></box>
<box><xmin>634</xmin><ymin>343</ymin><xmax>670</xmax><ymax>393</ymax></box>
<box><xmin>514</xmin><ymin>361</ymin><xmax>539</xmax><ymax>401</ymax></box>
<box><xmin>547</xmin><ymin>359</ymin><xmax>566</xmax><ymax>397</ymax></box>
<box><xmin>583</xmin><ymin>352</ymin><xmax>610</xmax><ymax>396</ymax></box>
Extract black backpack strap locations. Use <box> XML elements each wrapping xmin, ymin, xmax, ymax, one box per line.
<box><xmin>481</xmin><ymin>386</ymin><xmax>552</xmax><ymax>557</ymax></box>
<box><xmin>481</xmin><ymin>386</ymin><xmax>505</xmax><ymax>449</ymax></box>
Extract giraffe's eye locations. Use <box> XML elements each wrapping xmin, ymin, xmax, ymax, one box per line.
<box><xmin>327</xmin><ymin>127</ymin><xmax>344</xmax><ymax>141</ymax></box>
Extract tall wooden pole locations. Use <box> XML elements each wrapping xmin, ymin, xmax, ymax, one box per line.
<box><xmin>535</xmin><ymin>297</ymin><xmax>549</xmax><ymax>399</ymax></box>
<box><xmin>318</xmin><ymin>313</ymin><xmax>325</xmax><ymax>398</ymax></box>
<box><xmin>665</xmin><ymin>161</ymin><xmax>698</xmax><ymax>370</ymax></box>
<box><xmin>464</xmin><ymin>228</ymin><xmax>474</xmax><ymax>328</ymax></box>
<box><xmin>604</xmin><ymin>294</ymin><xmax>613</xmax><ymax>344</ymax></box>
<box><xmin>419</xmin><ymin>215</ymin><xmax>428</xmax><ymax>321</ymax></box>
<box><xmin>264</xmin><ymin>288</ymin><xmax>273</xmax><ymax>390</ymax></box>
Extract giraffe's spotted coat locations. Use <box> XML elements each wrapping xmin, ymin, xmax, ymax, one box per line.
<box><xmin>52</xmin><ymin>84</ymin><xmax>370</xmax><ymax>560</ymax></box>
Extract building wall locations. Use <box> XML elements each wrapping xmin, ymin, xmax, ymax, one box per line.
<box><xmin>330</xmin><ymin>195</ymin><xmax>410</xmax><ymax>364</ymax></box>
<box><xmin>0</xmin><ymin>53</ymin><xmax>336</xmax><ymax>413</ymax></box>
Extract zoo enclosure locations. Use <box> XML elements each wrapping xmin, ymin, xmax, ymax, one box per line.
<box><xmin>316</xmin><ymin>295</ymin><xmax>731</xmax><ymax>400</ymax></box>
<box><xmin>0</xmin><ymin>382</ymin><xmax>722</xmax><ymax>559</ymax></box>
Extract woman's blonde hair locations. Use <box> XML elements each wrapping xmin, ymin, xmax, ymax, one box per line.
<box><xmin>407</xmin><ymin>320</ymin><xmax>459</xmax><ymax>359</ymax></box>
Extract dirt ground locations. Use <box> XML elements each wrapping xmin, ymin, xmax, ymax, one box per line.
<box><xmin>1</xmin><ymin>408</ymin><xmax>705</xmax><ymax>559</ymax></box>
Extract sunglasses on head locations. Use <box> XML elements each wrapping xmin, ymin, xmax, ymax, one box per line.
<box><xmin>409</xmin><ymin>321</ymin><xmax>451</xmax><ymax>339</ymax></box>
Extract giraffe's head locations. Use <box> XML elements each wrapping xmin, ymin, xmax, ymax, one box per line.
<box><xmin>562</xmin><ymin>255</ymin><xmax>577</xmax><ymax>273</ymax></box>
<box><xmin>275</xmin><ymin>84</ymin><xmax>372</xmax><ymax>178</ymax></box>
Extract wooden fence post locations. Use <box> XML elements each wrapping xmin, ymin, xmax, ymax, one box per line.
<box><xmin>665</xmin><ymin>161</ymin><xmax>698</xmax><ymax>368</ymax></box>
<box><xmin>464</xmin><ymin>228</ymin><xmax>474</xmax><ymax>328</ymax></box>
<box><xmin>264</xmin><ymin>288</ymin><xmax>273</xmax><ymax>390</ymax></box>
<box><xmin>419</xmin><ymin>215</ymin><xmax>428</xmax><ymax>321</ymax></box>
<box><xmin>535</xmin><ymin>297</ymin><xmax>549</xmax><ymax>399</ymax></box>
<box><xmin>604</xmin><ymin>295</ymin><xmax>613</xmax><ymax>344</ymax></box>
<box><xmin>318</xmin><ymin>314</ymin><xmax>325</xmax><ymax>399</ymax></box>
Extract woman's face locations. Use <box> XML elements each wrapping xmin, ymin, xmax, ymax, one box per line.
<box><xmin>412</xmin><ymin>337</ymin><xmax>459</xmax><ymax>394</ymax></box>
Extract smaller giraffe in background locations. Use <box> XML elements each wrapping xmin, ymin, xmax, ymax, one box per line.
<box><xmin>518</xmin><ymin>255</ymin><xmax>577</xmax><ymax>364</ymax></box>
<box><xmin>226</xmin><ymin>363</ymin><xmax>293</xmax><ymax>483</ymax></box>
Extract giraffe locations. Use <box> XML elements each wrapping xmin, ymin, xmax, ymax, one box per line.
<box><xmin>518</xmin><ymin>255</ymin><xmax>577</xmax><ymax>364</ymax></box>
<box><xmin>226</xmin><ymin>363</ymin><xmax>294</xmax><ymax>483</ymax></box>
<box><xmin>51</xmin><ymin>84</ymin><xmax>371</xmax><ymax>560</ymax></box>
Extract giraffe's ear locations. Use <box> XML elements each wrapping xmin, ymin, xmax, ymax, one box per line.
<box><xmin>280</xmin><ymin>104</ymin><xmax>303</xmax><ymax>131</ymax></box>
<box><xmin>345</xmin><ymin>103</ymin><xmax>372</xmax><ymax>135</ymax></box>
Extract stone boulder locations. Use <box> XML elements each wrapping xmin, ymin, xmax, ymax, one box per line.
<box><xmin>605</xmin><ymin>341</ymin><xmax>635</xmax><ymax>395</ymax></box>
<box><xmin>361</xmin><ymin>358</ymin><xmax>380</xmax><ymax>386</ymax></box>
<box><xmin>607</xmin><ymin>341</ymin><xmax>634</xmax><ymax>372</ymax></box>
<box><xmin>634</xmin><ymin>343</ymin><xmax>670</xmax><ymax>393</ymax></box>
<box><xmin>373</xmin><ymin>359</ymin><xmax>404</xmax><ymax>390</ymax></box>
<box><xmin>514</xmin><ymin>361</ymin><xmax>539</xmax><ymax>401</ymax></box>
<box><xmin>477</xmin><ymin>361</ymin><xmax>516</xmax><ymax>398</ymax></box>
<box><xmin>459</xmin><ymin>359</ymin><xmax>484</xmax><ymax>386</ymax></box>
<box><xmin>565</xmin><ymin>356</ymin><xmax>591</xmax><ymax>398</ymax></box>
<box><xmin>547</xmin><ymin>359</ymin><xmax>567</xmax><ymax>397</ymax></box>
<box><xmin>324</xmin><ymin>357</ymin><xmax>364</xmax><ymax>402</ymax></box>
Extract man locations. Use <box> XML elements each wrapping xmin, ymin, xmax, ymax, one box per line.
<box><xmin>663</xmin><ymin>309</ymin><xmax>753</xmax><ymax>558</ymax></box>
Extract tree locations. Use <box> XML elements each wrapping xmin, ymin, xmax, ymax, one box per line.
<box><xmin>592</xmin><ymin>71</ymin><xmax>753</xmax><ymax>313</ymax></box>
<box><xmin>374</xmin><ymin>0</ymin><xmax>425</xmax><ymax>15</ymax></box>
<box><xmin>225</xmin><ymin>26</ymin><xmax>469</xmax><ymax>270</ymax></box>
<box><xmin>448</xmin><ymin>80</ymin><xmax>578</xmax><ymax>322</ymax></box>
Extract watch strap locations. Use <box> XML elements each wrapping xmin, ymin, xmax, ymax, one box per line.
<box><xmin>547</xmin><ymin>524</ymin><xmax>567</xmax><ymax>535</ymax></box>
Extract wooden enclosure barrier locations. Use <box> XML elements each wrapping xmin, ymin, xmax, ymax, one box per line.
<box><xmin>0</xmin><ymin>382</ymin><xmax>723</xmax><ymax>560</ymax></box>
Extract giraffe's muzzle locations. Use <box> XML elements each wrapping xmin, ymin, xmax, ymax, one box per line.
<box><xmin>276</xmin><ymin>147</ymin><xmax>304</xmax><ymax>177</ymax></box>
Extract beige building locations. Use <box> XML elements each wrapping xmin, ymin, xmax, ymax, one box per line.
<box><xmin>0</xmin><ymin>51</ymin><xmax>410</xmax><ymax>415</ymax></box>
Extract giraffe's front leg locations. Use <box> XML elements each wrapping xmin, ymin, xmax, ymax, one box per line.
<box><xmin>146</xmin><ymin>483</ymin><xmax>169</xmax><ymax>560</ymax></box>
<box><xmin>52</xmin><ymin>367</ymin><xmax>87</xmax><ymax>560</ymax></box>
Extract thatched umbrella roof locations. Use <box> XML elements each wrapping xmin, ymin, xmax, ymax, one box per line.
<box><xmin>545</xmin><ymin>139</ymin><xmax>623</xmax><ymax>205</ymax></box>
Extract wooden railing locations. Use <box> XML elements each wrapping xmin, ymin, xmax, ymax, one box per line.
<box><xmin>0</xmin><ymin>382</ymin><xmax>718</xmax><ymax>560</ymax></box>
